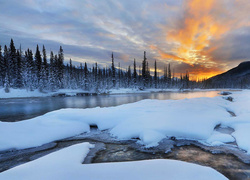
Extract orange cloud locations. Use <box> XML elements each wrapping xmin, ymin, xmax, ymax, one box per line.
<box><xmin>150</xmin><ymin>45</ymin><xmax>190</xmax><ymax>64</ymax></box>
<box><xmin>173</xmin><ymin>63</ymin><xmax>224</xmax><ymax>81</ymax></box>
<box><xmin>187</xmin><ymin>68</ymin><xmax>223</xmax><ymax>81</ymax></box>
<box><xmin>153</xmin><ymin>0</ymin><xmax>250</xmax><ymax>79</ymax></box>
<box><xmin>167</xmin><ymin>0</ymin><xmax>231</xmax><ymax>65</ymax></box>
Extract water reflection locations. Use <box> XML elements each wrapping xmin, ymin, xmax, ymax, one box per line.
<box><xmin>0</xmin><ymin>91</ymin><xmax>221</xmax><ymax>122</ymax></box>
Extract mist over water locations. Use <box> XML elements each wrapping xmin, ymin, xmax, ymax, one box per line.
<box><xmin>0</xmin><ymin>91</ymin><xmax>221</xmax><ymax>122</ymax></box>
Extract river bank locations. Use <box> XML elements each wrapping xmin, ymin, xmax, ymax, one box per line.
<box><xmin>1</xmin><ymin>129</ymin><xmax>249</xmax><ymax>179</ymax></box>
<box><xmin>0</xmin><ymin>87</ymin><xmax>236</xmax><ymax>99</ymax></box>
<box><xmin>1</xmin><ymin>90</ymin><xmax>250</xmax><ymax>179</ymax></box>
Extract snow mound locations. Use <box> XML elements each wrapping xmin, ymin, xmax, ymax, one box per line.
<box><xmin>206</xmin><ymin>131</ymin><xmax>235</xmax><ymax>145</ymax></box>
<box><xmin>1</xmin><ymin>90</ymin><xmax>250</xmax><ymax>154</ymax></box>
<box><xmin>0</xmin><ymin>142</ymin><xmax>227</xmax><ymax>180</ymax></box>
<box><xmin>0</xmin><ymin>97</ymin><xmax>229</xmax><ymax>151</ymax></box>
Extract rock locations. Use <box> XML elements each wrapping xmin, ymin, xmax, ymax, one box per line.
<box><xmin>220</xmin><ymin>91</ymin><xmax>232</xmax><ymax>95</ymax></box>
<box><xmin>223</xmin><ymin>96</ymin><xmax>234</xmax><ymax>102</ymax></box>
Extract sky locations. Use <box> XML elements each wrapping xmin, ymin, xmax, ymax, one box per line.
<box><xmin>0</xmin><ymin>0</ymin><xmax>250</xmax><ymax>80</ymax></box>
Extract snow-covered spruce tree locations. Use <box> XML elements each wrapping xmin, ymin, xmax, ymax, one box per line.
<box><xmin>54</xmin><ymin>54</ymin><xmax>60</xmax><ymax>89</ymax></box>
<box><xmin>142</xmin><ymin>51</ymin><xmax>147</xmax><ymax>88</ymax></box>
<box><xmin>22</xmin><ymin>50</ymin><xmax>29</xmax><ymax>90</ymax></box>
<box><xmin>127</xmin><ymin>66</ymin><xmax>131</xmax><ymax>88</ymax></box>
<box><xmin>21</xmin><ymin>49</ymin><xmax>34</xmax><ymax>91</ymax></box>
<box><xmin>0</xmin><ymin>45</ymin><xmax>4</xmax><ymax>87</ymax></box>
<box><xmin>117</xmin><ymin>62</ymin><xmax>121</xmax><ymax>88</ymax></box>
<box><xmin>28</xmin><ymin>49</ymin><xmax>35</xmax><ymax>91</ymax></box>
<box><xmin>94</xmin><ymin>62</ymin><xmax>100</xmax><ymax>92</ymax></box>
<box><xmin>69</xmin><ymin>58</ymin><xmax>73</xmax><ymax>88</ymax></box>
<box><xmin>58</xmin><ymin>46</ymin><xmax>64</xmax><ymax>89</ymax></box>
<box><xmin>146</xmin><ymin>61</ymin><xmax>151</xmax><ymax>87</ymax></box>
<box><xmin>3</xmin><ymin>45</ymin><xmax>9</xmax><ymax>88</ymax></box>
<box><xmin>35</xmin><ymin>45</ymin><xmax>42</xmax><ymax>90</ymax></box>
<box><xmin>15</xmin><ymin>50</ymin><xmax>23</xmax><ymax>88</ymax></box>
<box><xmin>49</xmin><ymin>51</ymin><xmax>56</xmax><ymax>91</ymax></box>
<box><xmin>8</xmin><ymin>39</ymin><xmax>17</xmax><ymax>87</ymax></box>
<box><xmin>79</xmin><ymin>63</ymin><xmax>84</xmax><ymax>89</ymax></box>
<box><xmin>4</xmin><ymin>73</ymin><xmax>10</xmax><ymax>93</ymax></box>
<box><xmin>168</xmin><ymin>63</ymin><xmax>172</xmax><ymax>87</ymax></box>
<box><xmin>84</xmin><ymin>62</ymin><xmax>89</xmax><ymax>91</ymax></box>
<box><xmin>111</xmin><ymin>52</ymin><xmax>116</xmax><ymax>88</ymax></box>
<box><xmin>154</xmin><ymin>60</ymin><xmax>157</xmax><ymax>89</ymax></box>
<box><xmin>133</xmin><ymin>59</ymin><xmax>137</xmax><ymax>89</ymax></box>
<box><xmin>42</xmin><ymin>45</ymin><xmax>49</xmax><ymax>89</ymax></box>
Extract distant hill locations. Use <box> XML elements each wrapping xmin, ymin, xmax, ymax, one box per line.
<box><xmin>206</xmin><ymin>61</ymin><xmax>250</xmax><ymax>88</ymax></box>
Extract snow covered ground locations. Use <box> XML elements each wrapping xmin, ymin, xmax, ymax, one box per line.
<box><xmin>108</xmin><ymin>88</ymin><xmax>179</xmax><ymax>94</ymax></box>
<box><xmin>0</xmin><ymin>87</ymin><xmax>226</xmax><ymax>99</ymax></box>
<box><xmin>0</xmin><ymin>94</ymin><xmax>225</xmax><ymax>150</ymax></box>
<box><xmin>1</xmin><ymin>90</ymin><xmax>250</xmax><ymax>154</ymax></box>
<box><xmin>0</xmin><ymin>88</ymin><xmax>177</xmax><ymax>99</ymax></box>
<box><xmin>0</xmin><ymin>88</ymin><xmax>90</xmax><ymax>99</ymax></box>
<box><xmin>0</xmin><ymin>142</ymin><xmax>227</xmax><ymax>180</ymax></box>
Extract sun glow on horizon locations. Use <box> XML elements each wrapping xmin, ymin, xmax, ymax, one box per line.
<box><xmin>150</xmin><ymin>0</ymin><xmax>248</xmax><ymax>79</ymax></box>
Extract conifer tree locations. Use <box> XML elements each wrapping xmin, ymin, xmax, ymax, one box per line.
<box><xmin>111</xmin><ymin>52</ymin><xmax>116</xmax><ymax>87</ymax></box>
<box><xmin>69</xmin><ymin>58</ymin><xmax>73</xmax><ymax>79</ymax></box>
<box><xmin>84</xmin><ymin>62</ymin><xmax>88</xmax><ymax>90</ymax></box>
<box><xmin>127</xmin><ymin>65</ymin><xmax>131</xmax><ymax>87</ymax></box>
<box><xmin>0</xmin><ymin>45</ymin><xmax>4</xmax><ymax>86</ymax></box>
<box><xmin>54</xmin><ymin>54</ymin><xmax>59</xmax><ymax>89</ymax></box>
<box><xmin>35</xmin><ymin>45</ymin><xmax>42</xmax><ymax>87</ymax></box>
<box><xmin>9</xmin><ymin>39</ymin><xmax>17</xmax><ymax>86</ymax></box>
<box><xmin>142</xmin><ymin>51</ymin><xmax>147</xmax><ymax>88</ymax></box>
<box><xmin>58</xmin><ymin>46</ymin><xmax>64</xmax><ymax>88</ymax></box>
<box><xmin>168</xmin><ymin>63</ymin><xmax>171</xmax><ymax>85</ymax></box>
<box><xmin>133</xmin><ymin>59</ymin><xmax>137</xmax><ymax>87</ymax></box>
<box><xmin>15</xmin><ymin>50</ymin><xmax>23</xmax><ymax>88</ymax></box>
<box><xmin>154</xmin><ymin>60</ymin><xmax>157</xmax><ymax>88</ymax></box>
<box><xmin>49</xmin><ymin>51</ymin><xmax>55</xmax><ymax>91</ymax></box>
<box><xmin>42</xmin><ymin>45</ymin><xmax>48</xmax><ymax>84</ymax></box>
<box><xmin>118</xmin><ymin>62</ymin><xmax>121</xmax><ymax>88</ymax></box>
<box><xmin>3</xmin><ymin>45</ymin><xmax>9</xmax><ymax>87</ymax></box>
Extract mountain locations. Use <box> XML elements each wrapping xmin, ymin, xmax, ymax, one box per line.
<box><xmin>207</xmin><ymin>61</ymin><xmax>250</xmax><ymax>88</ymax></box>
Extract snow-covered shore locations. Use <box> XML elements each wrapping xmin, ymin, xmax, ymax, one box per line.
<box><xmin>0</xmin><ymin>142</ymin><xmax>228</xmax><ymax>180</ymax></box>
<box><xmin>0</xmin><ymin>90</ymin><xmax>250</xmax><ymax>154</ymax></box>
<box><xmin>0</xmin><ymin>87</ymin><xmax>236</xmax><ymax>99</ymax></box>
<box><xmin>0</xmin><ymin>88</ymin><xmax>180</xmax><ymax>99</ymax></box>
<box><xmin>2</xmin><ymin>90</ymin><xmax>250</xmax><ymax>179</ymax></box>
<box><xmin>0</xmin><ymin>88</ymin><xmax>90</xmax><ymax>99</ymax></box>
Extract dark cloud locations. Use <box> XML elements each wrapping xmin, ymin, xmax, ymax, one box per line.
<box><xmin>208</xmin><ymin>27</ymin><xmax>250</xmax><ymax>65</ymax></box>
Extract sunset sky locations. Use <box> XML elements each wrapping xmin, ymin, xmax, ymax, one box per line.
<box><xmin>0</xmin><ymin>0</ymin><xmax>250</xmax><ymax>79</ymax></box>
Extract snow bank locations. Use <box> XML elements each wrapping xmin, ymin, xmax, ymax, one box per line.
<box><xmin>0</xmin><ymin>88</ymin><xmax>49</xmax><ymax>98</ymax></box>
<box><xmin>0</xmin><ymin>88</ymin><xmax>90</xmax><ymax>99</ymax></box>
<box><xmin>221</xmin><ymin>90</ymin><xmax>250</xmax><ymax>153</ymax></box>
<box><xmin>206</xmin><ymin>131</ymin><xmax>235</xmax><ymax>146</ymax></box>
<box><xmin>1</xmin><ymin>90</ymin><xmax>250</xmax><ymax>154</ymax></box>
<box><xmin>0</xmin><ymin>96</ymin><xmax>229</xmax><ymax>151</ymax></box>
<box><xmin>0</xmin><ymin>87</ymin><xmax>222</xmax><ymax>98</ymax></box>
<box><xmin>108</xmin><ymin>88</ymin><xmax>177</xmax><ymax>94</ymax></box>
<box><xmin>0</xmin><ymin>142</ymin><xmax>227</xmax><ymax>180</ymax></box>
<box><xmin>108</xmin><ymin>88</ymin><xmax>228</xmax><ymax>95</ymax></box>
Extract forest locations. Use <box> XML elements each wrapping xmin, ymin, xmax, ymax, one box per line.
<box><xmin>0</xmin><ymin>39</ymin><xmax>209</xmax><ymax>93</ymax></box>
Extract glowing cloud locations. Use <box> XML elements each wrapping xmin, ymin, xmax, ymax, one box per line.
<box><xmin>150</xmin><ymin>45</ymin><xmax>189</xmax><ymax>64</ymax></box>
<box><xmin>154</xmin><ymin>0</ymin><xmax>249</xmax><ymax>79</ymax></box>
<box><xmin>167</xmin><ymin>0</ymin><xmax>230</xmax><ymax>65</ymax></box>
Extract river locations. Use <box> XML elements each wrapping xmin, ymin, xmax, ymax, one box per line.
<box><xmin>0</xmin><ymin>90</ymin><xmax>220</xmax><ymax>122</ymax></box>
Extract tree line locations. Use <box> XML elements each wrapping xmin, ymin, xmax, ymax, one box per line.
<box><xmin>0</xmin><ymin>39</ymin><xmax>201</xmax><ymax>93</ymax></box>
